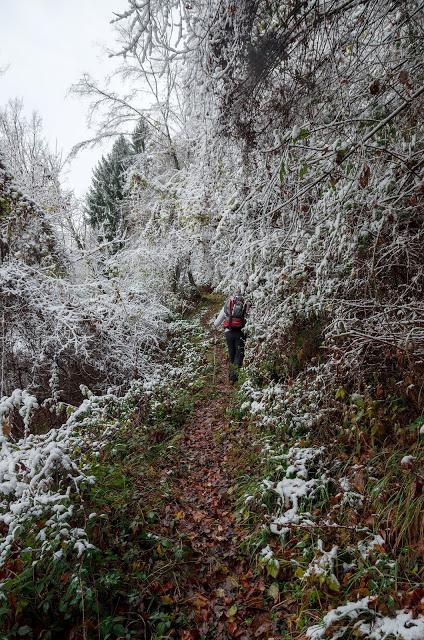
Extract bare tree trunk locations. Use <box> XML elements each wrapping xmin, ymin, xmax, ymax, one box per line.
<box><xmin>187</xmin><ymin>268</ymin><xmax>197</xmax><ymax>289</ymax></box>
<box><xmin>171</xmin><ymin>262</ymin><xmax>182</xmax><ymax>293</ymax></box>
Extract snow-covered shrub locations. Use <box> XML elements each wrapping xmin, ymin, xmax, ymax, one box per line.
<box><xmin>0</xmin><ymin>259</ymin><xmax>168</xmax><ymax>433</ymax></box>
<box><xmin>0</xmin><ymin>100</ymin><xmax>66</xmax><ymax>217</ymax></box>
<box><xmin>0</xmin><ymin>391</ymin><xmax>115</xmax><ymax>568</ymax></box>
<box><xmin>0</xmin><ymin>158</ymin><xmax>65</xmax><ymax>269</ymax></box>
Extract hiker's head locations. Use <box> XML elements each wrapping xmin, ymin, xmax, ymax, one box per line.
<box><xmin>235</xmin><ymin>281</ymin><xmax>248</xmax><ymax>297</ymax></box>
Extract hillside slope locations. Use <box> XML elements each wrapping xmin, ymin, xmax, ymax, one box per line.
<box><xmin>0</xmin><ymin>295</ymin><xmax>423</xmax><ymax>639</ymax></box>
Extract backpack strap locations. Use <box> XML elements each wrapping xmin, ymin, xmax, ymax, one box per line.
<box><xmin>224</xmin><ymin>297</ymin><xmax>234</xmax><ymax>328</ymax></box>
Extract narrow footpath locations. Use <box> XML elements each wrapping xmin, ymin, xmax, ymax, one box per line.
<box><xmin>149</xmin><ymin>322</ymin><xmax>288</xmax><ymax>639</ymax></box>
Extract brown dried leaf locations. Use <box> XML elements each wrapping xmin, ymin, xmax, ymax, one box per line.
<box><xmin>359</xmin><ymin>163</ymin><xmax>371</xmax><ymax>188</ymax></box>
<box><xmin>189</xmin><ymin>593</ymin><xmax>209</xmax><ymax>609</ymax></box>
<box><xmin>399</xmin><ymin>69</ymin><xmax>412</xmax><ymax>88</ymax></box>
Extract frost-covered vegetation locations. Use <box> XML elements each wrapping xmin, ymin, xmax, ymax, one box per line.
<box><xmin>1</xmin><ymin>0</ymin><xmax>423</xmax><ymax>637</ymax></box>
<box><xmin>0</xmin><ymin>314</ymin><xmax>211</xmax><ymax>636</ymax></box>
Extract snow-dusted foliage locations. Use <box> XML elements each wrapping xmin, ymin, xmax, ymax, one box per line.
<box><xmin>267</xmin><ymin>446</ymin><xmax>325</xmax><ymax>536</ymax></box>
<box><xmin>196</xmin><ymin>1</ymin><xmax>424</xmax><ymax>385</ymax></box>
<box><xmin>1</xmin><ymin>105</ymin><xmax>168</xmax><ymax>432</ymax></box>
<box><xmin>57</xmin><ymin>0</ymin><xmax>420</xmax><ymax>371</ymax></box>
<box><xmin>0</xmin><ymin>314</ymin><xmax>208</xmax><ymax>569</ymax></box>
<box><xmin>1</xmin><ymin>259</ymin><xmax>167</xmax><ymax>415</ymax></box>
<box><xmin>116</xmin><ymin>2</ymin><xmax>424</xmax><ymax>378</ymax></box>
<box><xmin>0</xmin><ymin>100</ymin><xmax>66</xmax><ymax>217</ymax></box>
<box><xmin>307</xmin><ymin>597</ymin><xmax>424</xmax><ymax>640</ymax></box>
<box><xmin>0</xmin><ymin>158</ymin><xmax>64</xmax><ymax>268</ymax></box>
<box><xmin>0</xmin><ymin>393</ymin><xmax>102</xmax><ymax>566</ymax></box>
<box><xmin>99</xmin><ymin>0</ymin><xmax>424</xmax><ymax>394</ymax></box>
<box><xmin>1</xmin><ymin>0</ymin><xmax>423</xmax><ymax>633</ymax></box>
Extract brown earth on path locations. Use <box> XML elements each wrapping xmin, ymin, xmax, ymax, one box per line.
<box><xmin>149</xmin><ymin>314</ymin><xmax>289</xmax><ymax>639</ymax></box>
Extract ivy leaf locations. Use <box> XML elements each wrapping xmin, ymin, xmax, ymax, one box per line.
<box><xmin>267</xmin><ymin>558</ymin><xmax>280</xmax><ymax>578</ymax></box>
<box><xmin>161</xmin><ymin>595</ymin><xmax>174</xmax><ymax>604</ymax></box>
<box><xmin>295</xmin><ymin>566</ymin><xmax>305</xmax><ymax>579</ymax></box>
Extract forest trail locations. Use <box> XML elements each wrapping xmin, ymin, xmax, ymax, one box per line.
<box><xmin>148</xmin><ymin>313</ymin><xmax>287</xmax><ymax>640</ymax></box>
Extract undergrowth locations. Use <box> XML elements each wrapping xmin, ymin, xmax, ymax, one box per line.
<box><xmin>1</xmin><ymin>294</ymin><xmax>423</xmax><ymax>639</ymax></box>
<box><xmin>0</xmin><ymin>312</ymin><xmax>212</xmax><ymax>639</ymax></box>
<box><xmin>228</xmin><ymin>350</ymin><xmax>424</xmax><ymax>638</ymax></box>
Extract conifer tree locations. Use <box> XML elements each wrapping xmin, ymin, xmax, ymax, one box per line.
<box><xmin>86</xmin><ymin>135</ymin><xmax>133</xmax><ymax>246</ymax></box>
<box><xmin>132</xmin><ymin>118</ymin><xmax>148</xmax><ymax>154</ymax></box>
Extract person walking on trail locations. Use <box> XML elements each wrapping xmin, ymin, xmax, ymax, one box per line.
<box><xmin>213</xmin><ymin>289</ymin><xmax>251</xmax><ymax>384</ymax></box>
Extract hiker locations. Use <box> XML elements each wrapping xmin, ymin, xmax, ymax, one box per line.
<box><xmin>213</xmin><ymin>289</ymin><xmax>250</xmax><ymax>383</ymax></box>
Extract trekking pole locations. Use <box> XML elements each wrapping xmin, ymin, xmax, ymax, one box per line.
<box><xmin>212</xmin><ymin>334</ymin><xmax>217</xmax><ymax>386</ymax></box>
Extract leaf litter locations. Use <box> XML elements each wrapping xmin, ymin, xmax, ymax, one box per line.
<box><xmin>147</xmin><ymin>333</ymin><xmax>288</xmax><ymax>639</ymax></box>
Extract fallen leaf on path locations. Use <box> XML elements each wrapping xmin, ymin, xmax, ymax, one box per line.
<box><xmin>192</xmin><ymin>510</ymin><xmax>206</xmax><ymax>522</ymax></box>
<box><xmin>254</xmin><ymin>621</ymin><xmax>272</xmax><ymax>636</ymax></box>
<box><xmin>189</xmin><ymin>593</ymin><xmax>209</xmax><ymax>609</ymax></box>
<box><xmin>161</xmin><ymin>595</ymin><xmax>174</xmax><ymax>604</ymax></box>
<box><xmin>180</xmin><ymin>631</ymin><xmax>198</xmax><ymax>640</ymax></box>
<box><xmin>225</xmin><ymin>575</ymin><xmax>239</xmax><ymax>589</ymax></box>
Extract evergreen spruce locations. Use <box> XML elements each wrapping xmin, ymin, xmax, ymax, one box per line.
<box><xmin>132</xmin><ymin>118</ymin><xmax>148</xmax><ymax>154</ymax></box>
<box><xmin>86</xmin><ymin>135</ymin><xmax>133</xmax><ymax>247</ymax></box>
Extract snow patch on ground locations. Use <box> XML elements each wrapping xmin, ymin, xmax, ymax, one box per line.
<box><xmin>267</xmin><ymin>446</ymin><xmax>324</xmax><ymax>535</ymax></box>
<box><xmin>306</xmin><ymin>597</ymin><xmax>424</xmax><ymax>639</ymax></box>
<box><xmin>303</xmin><ymin>539</ymin><xmax>340</xmax><ymax>590</ymax></box>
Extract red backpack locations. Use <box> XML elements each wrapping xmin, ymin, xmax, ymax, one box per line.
<box><xmin>223</xmin><ymin>296</ymin><xmax>248</xmax><ymax>329</ymax></box>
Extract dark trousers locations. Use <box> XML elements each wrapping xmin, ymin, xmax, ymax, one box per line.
<box><xmin>225</xmin><ymin>329</ymin><xmax>245</xmax><ymax>382</ymax></box>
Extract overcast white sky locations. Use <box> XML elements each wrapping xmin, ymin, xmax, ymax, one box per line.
<box><xmin>0</xmin><ymin>0</ymin><xmax>128</xmax><ymax>197</ymax></box>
